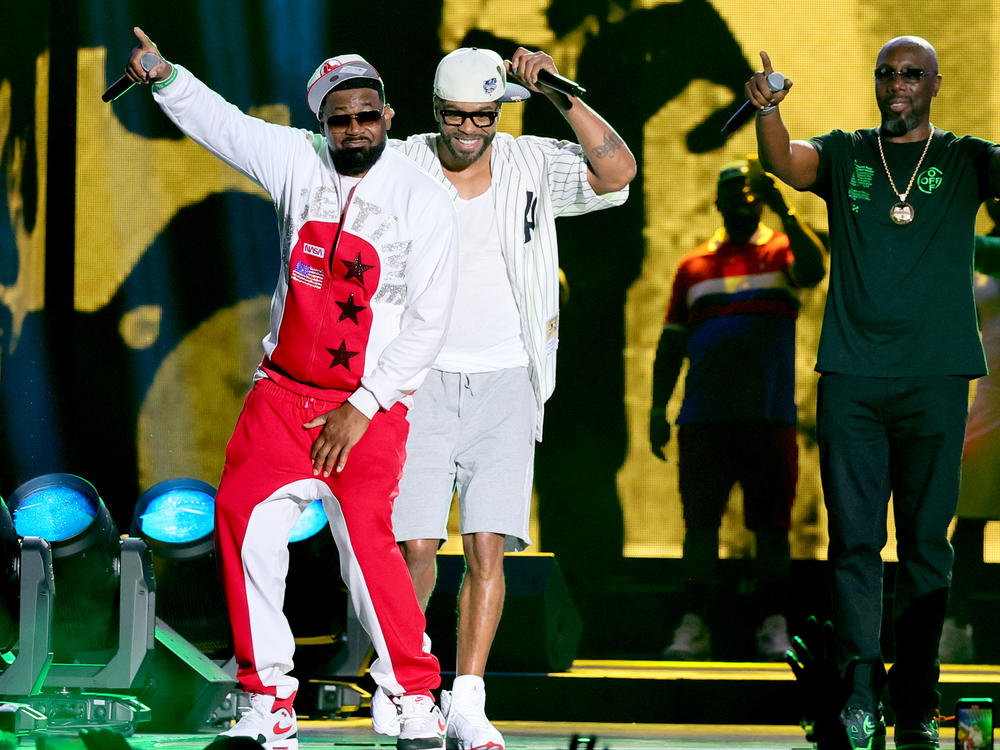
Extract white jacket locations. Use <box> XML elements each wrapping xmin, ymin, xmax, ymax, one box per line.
<box><xmin>153</xmin><ymin>66</ymin><xmax>459</xmax><ymax>418</ymax></box>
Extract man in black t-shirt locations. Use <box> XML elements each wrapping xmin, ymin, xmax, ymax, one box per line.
<box><xmin>745</xmin><ymin>36</ymin><xmax>1000</xmax><ymax>750</ymax></box>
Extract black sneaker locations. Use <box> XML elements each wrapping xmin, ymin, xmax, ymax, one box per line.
<box><xmin>894</xmin><ymin>710</ymin><xmax>939</xmax><ymax>750</ymax></box>
<box><xmin>839</xmin><ymin>706</ymin><xmax>886</xmax><ymax>750</ymax></box>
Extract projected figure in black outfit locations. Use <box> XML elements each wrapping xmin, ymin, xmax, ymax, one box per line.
<box><xmin>462</xmin><ymin>0</ymin><xmax>754</xmax><ymax>584</ymax></box>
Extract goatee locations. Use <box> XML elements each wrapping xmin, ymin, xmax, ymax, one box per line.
<box><xmin>332</xmin><ymin>139</ymin><xmax>386</xmax><ymax>176</ymax></box>
<box><xmin>439</xmin><ymin>132</ymin><xmax>494</xmax><ymax>168</ymax></box>
<box><xmin>880</xmin><ymin>111</ymin><xmax>918</xmax><ymax>138</ymax></box>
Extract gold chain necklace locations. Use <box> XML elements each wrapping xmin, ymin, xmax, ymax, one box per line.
<box><xmin>876</xmin><ymin>126</ymin><xmax>934</xmax><ymax>225</ymax></box>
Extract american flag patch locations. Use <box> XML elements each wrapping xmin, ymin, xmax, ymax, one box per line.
<box><xmin>292</xmin><ymin>261</ymin><xmax>324</xmax><ymax>289</ymax></box>
<box><xmin>303</xmin><ymin>242</ymin><xmax>325</xmax><ymax>259</ymax></box>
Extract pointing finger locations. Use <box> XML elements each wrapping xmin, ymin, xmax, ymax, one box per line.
<box><xmin>133</xmin><ymin>26</ymin><xmax>159</xmax><ymax>53</ymax></box>
<box><xmin>760</xmin><ymin>50</ymin><xmax>774</xmax><ymax>76</ymax></box>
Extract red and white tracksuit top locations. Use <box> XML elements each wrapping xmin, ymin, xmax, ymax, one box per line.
<box><xmin>153</xmin><ymin>65</ymin><xmax>458</xmax><ymax>704</ymax></box>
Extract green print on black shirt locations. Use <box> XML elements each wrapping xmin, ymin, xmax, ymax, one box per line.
<box><xmin>808</xmin><ymin>128</ymin><xmax>997</xmax><ymax>377</ymax></box>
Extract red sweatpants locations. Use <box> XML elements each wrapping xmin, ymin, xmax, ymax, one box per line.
<box><xmin>213</xmin><ymin>376</ymin><xmax>440</xmax><ymax>707</ymax></box>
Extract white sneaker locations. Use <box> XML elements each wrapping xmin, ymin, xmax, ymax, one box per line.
<box><xmin>372</xmin><ymin>685</ymin><xmax>401</xmax><ymax>736</ymax></box>
<box><xmin>939</xmin><ymin>617</ymin><xmax>975</xmax><ymax>663</ymax></box>
<box><xmin>755</xmin><ymin>614</ymin><xmax>792</xmax><ymax>661</ymax></box>
<box><xmin>663</xmin><ymin>613</ymin><xmax>711</xmax><ymax>660</ymax></box>
<box><xmin>397</xmin><ymin>693</ymin><xmax>446</xmax><ymax>750</ymax></box>
<box><xmin>442</xmin><ymin>675</ymin><xmax>505</xmax><ymax>750</ymax></box>
<box><xmin>219</xmin><ymin>692</ymin><xmax>297</xmax><ymax>750</ymax></box>
<box><xmin>371</xmin><ymin>634</ymin><xmax>433</xmax><ymax>737</ymax></box>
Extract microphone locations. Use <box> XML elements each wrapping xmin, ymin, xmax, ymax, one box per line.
<box><xmin>102</xmin><ymin>52</ymin><xmax>160</xmax><ymax>103</ymax></box>
<box><xmin>536</xmin><ymin>69</ymin><xmax>587</xmax><ymax>98</ymax></box>
<box><xmin>720</xmin><ymin>71</ymin><xmax>785</xmax><ymax>137</ymax></box>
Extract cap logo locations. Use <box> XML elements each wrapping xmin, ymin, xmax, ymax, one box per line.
<box><xmin>321</xmin><ymin>60</ymin><xmax>339</xmax><ymax>75</ymax></box>
<box><xmin>483</xmin><ymin>77</ymin><xmax>498</xmax><ymax>95</ymax></box>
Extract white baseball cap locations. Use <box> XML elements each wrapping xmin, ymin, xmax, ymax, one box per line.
<box><xmin>433</xmin><ymin>47</ymin><xmax>531</xmax><ymax>103</ymax></box>
<box><xmin>306</xmin><ymin>54</ymin><xmax>384</xmax><ymax>116</ymax></box>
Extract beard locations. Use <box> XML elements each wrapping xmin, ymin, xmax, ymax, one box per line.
<box><xmin>878</xmin><ymin>101</ymin><xmax>920</xmax><ymax>137</ymax></box>
<box><xmin>439</xmin><ymin>130</ymin><xmax>494</xmax><ymax>168</ymax></box>
<box><xmin>331</xmin><ymin>138</ymin><xmax>386</xmax><ymax>176</ymax></box>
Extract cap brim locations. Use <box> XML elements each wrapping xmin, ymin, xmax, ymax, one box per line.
<box><xmin>498</xmin><ymin>82</ymin><xmax>531</xmax><ymax>102</ymax></box>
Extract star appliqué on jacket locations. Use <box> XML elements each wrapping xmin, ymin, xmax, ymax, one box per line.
<box><xmin>327</xmin><ymin>341</ymin><xmax>359</xmax><ymax>370</ymax></box>
<box><xmin>336</xmin><ymin>293</ymin><xmax>366</xmax><ymax>324</ymax></box>
<box><xmin>341</xmin><ymin>252</ymin><xmax>375</xmax><ymax>283</ymax></box>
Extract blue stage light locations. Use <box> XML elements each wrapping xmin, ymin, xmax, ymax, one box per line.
<box><xmin>289</xmin><ymin>500</ymin><xmax>327</xmax><ymax>543</ymax></box>
<box><xmin>138</xmin><ymin>487</ymin><xmax>215</xmax><ymax>544</ymax></box>
<box><xmin>10</xmin><ymin>476</ymin><xmax>99</xmax><ymax>543</ymax></box>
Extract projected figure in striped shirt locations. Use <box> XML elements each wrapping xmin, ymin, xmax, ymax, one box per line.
<box><xmin>650</xmin><ymin>159</ymin><xmax>825</xmax><ymax>662</ymax></box>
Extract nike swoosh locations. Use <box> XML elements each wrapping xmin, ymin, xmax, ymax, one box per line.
<box><xmin>273</xmin><ymin>721</ymin><xmax>294</xmax><ymax>734</ymax></box>
<box><xmin>437</xmin><ymin>717</ymin><xmax>447</xmax><ymax>732</ymax></box>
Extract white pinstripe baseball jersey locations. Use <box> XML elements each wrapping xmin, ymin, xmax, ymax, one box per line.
<box><xmin>392</xmin><ymin>132</ymin><xmax>628</xmax><ymax>439</ymax></box>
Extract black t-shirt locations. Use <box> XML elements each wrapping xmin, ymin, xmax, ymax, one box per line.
<box><xmin>809</xmin><ymin>128</ymin><xmax>998</xmax><ymax>376</ymax></box>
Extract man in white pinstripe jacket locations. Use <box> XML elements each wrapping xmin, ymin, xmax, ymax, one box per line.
<box><xmin>381</xmin><ymin>46</ymin><xmax>635</xmax><ymax>750</ymax></box>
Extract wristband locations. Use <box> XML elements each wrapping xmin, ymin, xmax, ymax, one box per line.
<box><xmin>152</xmin><ymin>64</ymin><xmax>177</xmax><ymax>91</ymax></box>
<box><xmin>758</xmin><ymin>104</ymin><xmax>778</xmax><ymax>116</ymax></box>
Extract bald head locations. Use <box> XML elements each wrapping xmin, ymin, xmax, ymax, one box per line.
<box><xmin>878</xmin><ymin>36</ymin><xmax>938</xmax><ymax>73</ymax></box>
<box><xmin>874</xmin><ymin>35</ymin><xmax>941</xmax><ymax>139</ymax></box>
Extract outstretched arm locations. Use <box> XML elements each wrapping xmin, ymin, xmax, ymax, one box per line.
<box><xmin>508</xmin><ymin>47</ymin><xmax>636</xmax><ymax>195</ymax></box>
<box><xmin>747</xmin><ymin>51</ymin><xmax>819</xmax><ymax>191</ymax></box>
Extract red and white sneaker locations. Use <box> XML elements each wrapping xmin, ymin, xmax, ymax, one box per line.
<box><xmin>220</xmin><ymin>693</ymin><xmax>298</xmax><ymax>750</ymax></box>
<box><xmin>442</xmin><ymin>676</ymin><xmax>504</xmax><ymax>750</ymax></box>
<box><xmin>397</xmin><ymin>693</ymin><xmax>446</xmax><ymax>750</ymax></box>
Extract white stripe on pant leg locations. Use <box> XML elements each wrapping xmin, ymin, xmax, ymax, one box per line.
<box><xmin>242</xmin><ymin>479</ymin><xmax>323</xmax><ymax>699</ymax></box>
<box><xmin>320</xmin><ymin>495</ymin><xmax>405</xmax><ymax>695</ymax></box>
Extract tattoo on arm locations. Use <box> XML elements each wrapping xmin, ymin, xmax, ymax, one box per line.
<box><xmin>593</xmin><ymin>132</ymin><xmax>624</xmax><ymax>159</ymax></box>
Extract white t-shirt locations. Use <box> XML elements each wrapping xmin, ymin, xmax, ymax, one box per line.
<box><xmin>435</xmin><ymin>186</ymin><xmax>529</xmax><ymax>372</ymax></box>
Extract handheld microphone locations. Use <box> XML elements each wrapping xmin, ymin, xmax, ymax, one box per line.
<box><xmin>102</xmin><ymin>52</ymin><xmax>160</xmax><ymax>103</ymax></box>
<box><xmin>720</xmin><ymin>71</ymin><xmax>785</xmax><ymax>137</ymax></box>
<box><xmin>536</xmin><ymin>69</ymin><xmax>587</xmax><ymax>98</ymax></box>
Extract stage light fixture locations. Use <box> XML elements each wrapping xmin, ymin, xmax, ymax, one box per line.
<box><xmin>4</xmin><ymin>474</ymin><xmax>155</xmax><ymax>733</ymax></box>
<box><xmin>133</xmin><ymin>479</ymin><xmax>215</xmax><ymax>553</ymax></box>
<box><xmin>7</xmin><ymin>473</ymin><xmax>155</xmax><ymax>688</ymax></box>
<box><xmin>131</xmin><ymin>479</ymin><xmax>228</xmax><ymax>659</ymax></box>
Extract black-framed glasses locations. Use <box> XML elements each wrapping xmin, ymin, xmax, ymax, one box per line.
<box><xmin>873</xmin><ymin>67</ymin><xmax>932</xmax><ymax>83</ymax></box>
<box><xmin>325</xmin><ymin>107</ymin><xmax>384</xmax><ymax>130</ymax></box>
<box><xmin>439</xmin><ymin>109</ymin><xmax>500</xmax><ymax>128</ymax></box>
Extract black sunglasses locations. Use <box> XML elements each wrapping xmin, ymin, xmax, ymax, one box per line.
<box><xmin>325</xmin><ymin>107</ymin><xmax>384</xmax><ymax>130</ymax></box>
<box><xmin>873</xmin><ymin>67</ymin><xmax>932</xmax><ymax>83</ymax></box>
<box><xmin>439</xmin><ymin>109</ymin><xmax>500</xmax><ymax>128</ymax></box>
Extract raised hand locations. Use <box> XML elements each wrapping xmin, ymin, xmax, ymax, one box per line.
<box><xmin>745</xmin><ymin>51</ymin><xmax>793</xmax><ymax>110</ymax></box>
<box><xmin>125</xmin><ymin>26</ymin><xmax>171</xmax><ymax>84</ymax></box>
<box><xmin>507</xmin><ymin>47</ymin><xmax>559</xmax><ymax>94</ymax></box>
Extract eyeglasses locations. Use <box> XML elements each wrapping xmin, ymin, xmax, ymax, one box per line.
<box><xmin>438</xmin><ymin>109</ymin><xmax>500</xmax><ymax>128</ymax></box>
<box><xmin>873</xmin><ymin>67</ymin><xmax>932</xmax><ymax>84</ymax></box>
<box><xmin>325</xmin><ymin>107</ymin><xmax>384</xmax><ymax>130</ymax></box>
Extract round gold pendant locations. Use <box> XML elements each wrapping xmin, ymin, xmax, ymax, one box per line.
<box><xmin>890</xmin><ymin>201</ymin><xmax>914</xmax><ymax>225</ymax></box>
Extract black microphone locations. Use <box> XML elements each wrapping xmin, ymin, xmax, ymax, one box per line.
<box><xmin>720</xmin><ymin>71</ymin><xmax>785</xmax><ymax>137</ymax></box>
<box><xmin>102</xmin><ymin>52</ymin><xmax>160</xmax><ymax>103</ymax></box>
<box><xmin>536</xmin><ymin>69</ymin><xmax>587</xmax><ymax>98</ymax></box>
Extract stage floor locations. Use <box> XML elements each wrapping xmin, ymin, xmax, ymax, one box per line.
<box><xmin>33</xmin><ymin>720</ymin><xmax>958</xmax><ymax>750</ymax></box>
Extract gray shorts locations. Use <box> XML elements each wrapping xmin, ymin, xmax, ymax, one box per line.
<box><xmin>393</xmin><ymin>367</ymin><xmax>536</xmax><ymax>552</ymax></box>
